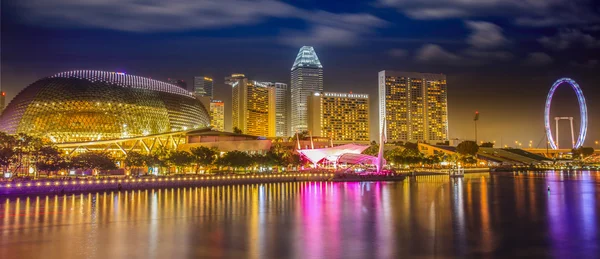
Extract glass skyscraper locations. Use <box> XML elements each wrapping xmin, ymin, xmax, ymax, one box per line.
<box><xmin>194</xmin><ymin>76</ymin><xmax>213</xmax><ymax>98</ymax></box>
<box><xmin>378</xmin><ymin>71</ymin><xmax>448</xmax><ymax>143</ymax></box>
<box><xmin>291</xmin><ymin>46</ymin><xmax>323</xmax><ymax>134</ymax></box>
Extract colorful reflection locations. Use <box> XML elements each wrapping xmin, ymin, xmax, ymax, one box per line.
<box><xmin>0</xmin><ymin>172</ymin><xmax>599</xmax><ymax>258</ymax></box>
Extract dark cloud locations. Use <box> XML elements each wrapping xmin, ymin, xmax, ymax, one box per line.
<box><xmin>539</xmin><ymin>29</ymin><xmax>600</xmax><ymax>50</ymax></box>
<box><xmin>14</xmin><ymin>0</ymin><xmax>385</xmax><ymax>46</ymax></box>
<box><xmin>378</xmin><ymin>0</ymin><xmax>600</xmax><ymax>27</ymax></box>
<box><xmin>388</xmin><ymin>48</ymin><xmax>408</xmax><ymax>58</ymax></box>
<box><xmin>415</xmin><ymin>44</ymin><xmax>462</xmax><ymax>64</ymax></box>
<box><xmin>569</xmin><ymin>59</ymin><xmax>599</xmax><ymax>68</ymax></box>
<box><xmin>465</xmin><ymin>21</ymin><xmax>510</xmax><ymax>49</ymax></box>
<box><xmin>523</xmin><ymin>52</ymin><xmax>553</xmax><ymax>66</ymax></box>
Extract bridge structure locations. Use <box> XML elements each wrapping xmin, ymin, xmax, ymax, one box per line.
<box><xmin>523</xmin><ymin>148</ymin><xmax>600</xmax><ymax>158</ymax></box>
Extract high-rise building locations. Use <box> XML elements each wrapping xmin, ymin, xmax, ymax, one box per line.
<box><xmin>307</xmin><ymin>92</ymin><xmax>370</xmax><ymax>142</ymax></box>
<box><xmin>226</xmin><ymin>74</ymin><xmax>274</xmax><ymax>136</ymax></box>
<box><xmin>378</xmin><ymin>71</ymin><xmax>448</xmax><ymax>143</ymax></box>
<box><xmin>291</xmin><ymin>46</ymin><xmax>323</xmax><ymax>134</ymax></box>
<box><xmin>209</xmin><ymin>100</ymin><xmax>225</xmax><ymax>131</ymax></box>
<box><xmin>258</xmin><ymin>82</ymin><xmax>288</xmax><ymax>137</ymax></box>
<box><xmin>168</xmin><ymin>78</ymin><xmax>188</xmax><ymax>90</ymax></box>
<box><xmin>194</xmin><ymin>76</ymin><xmax>213</xmax><ymax>98</ymax></box>
<box><xmin>0</xmin><ymin>91</ymin><xmax>5</xmax><ymax>114</ymax></box>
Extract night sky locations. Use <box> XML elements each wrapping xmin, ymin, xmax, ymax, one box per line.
<box><xmin>2</xmin><ymin>0</ymin><xmax>600</xmax><ymax>147</ymax></box>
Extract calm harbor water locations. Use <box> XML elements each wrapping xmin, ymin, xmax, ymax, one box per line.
<box><xmin>1</xmin><ymin>171</ymin><xmax>599</xmax><ymax>258</ymax></box>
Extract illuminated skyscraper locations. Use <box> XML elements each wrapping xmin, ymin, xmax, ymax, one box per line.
<box><xmin>307</xmin><ymin>92</ymin><xmax>370</xmax><ymax>142</ymax></box>
<box><xmin>194</xmin><ymin>76</ymin><xmax>213</xmax><ymax>98</ymax></box>
<box><xmin>262</xmin><ymin>82</ymin><xmax>289</xmax><ymax>137</ymax></box>
<box><xmin>291</xmin><ymin>46</ymin><xmax>323</xmax><ymax>134</ymax></box>
<box><xmin>226</xmin><ymin>74</ymin><xmax>274</xmax><ymax>136</ymax></box>
<box><xmin>0</xmin><ymin>91</ymin><xmax>5</xmax><ymax>114</ymax></box>
<box><xmin>378</xmin><ymin>71</ymin><xmax>448</xmax><ymax>143</ymax></box>
<box><xmin>209</xmin><ymin>100</ymin><xmax>225</xmax><ymax>131</ymax></box>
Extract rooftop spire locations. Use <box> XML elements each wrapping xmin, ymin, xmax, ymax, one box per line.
<box><xmin>291</xmin><ymin>46</ymin><xmax>322</xmax><ymax>71</ymax></box>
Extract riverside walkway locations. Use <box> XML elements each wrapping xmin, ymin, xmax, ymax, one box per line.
<box><xmin>0</xmin><ymin>173</ymin><xmax>333</xmax><ymax>196</ymax></box>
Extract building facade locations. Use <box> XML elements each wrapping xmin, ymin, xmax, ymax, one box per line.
<box><xmin>227</xmin><ymin>74</ymin><xmax>276</xmax><ymax>137</ymax></box>
<box><xmin>291</xmin><ymin>46</ymin><xmax>323</xmax><ymax>134</ymax></box>
<box><xmin>0</xmin><ymin>91</ymin><xmax>5</xmax><ymax>114</ymax></box>
<box><xmin>307</xmin><ymin>92</ymin><xmax>370</xmax><ymax>142</ymax></box>
<box><xmin>194</xmin><ymin>76</ymin><xmax>213</xmax><ymax>98</ymax></box>
<box><xmin>0</xmin><ymin>70</ymin><xmax>210</xmax><ymax>143</ymax></box>
<box><xmin>256</xmin><ymin>82</ymin><xmax>288</xmax><ymax>137</ymax></box>
<box><xmin>209</xmin><ymin>100</ymin><xmax>225</xmax><ymax>131</ymax></box>
<box><xmin>378</xmin><ymin>71</ymin><xmax>448</xmax><ymax>143</ymax></box>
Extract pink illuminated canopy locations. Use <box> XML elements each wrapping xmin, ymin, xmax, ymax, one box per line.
<box><xmin>298</xmin><ymin>144</ymin><xmax>370</xmax><ymax>164</ymax></box>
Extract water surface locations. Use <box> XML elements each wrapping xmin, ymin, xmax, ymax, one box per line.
<box><xmin>1</xmin><ymin>171</ymin><xmax>599</xmax><ymax>258</ymax></box>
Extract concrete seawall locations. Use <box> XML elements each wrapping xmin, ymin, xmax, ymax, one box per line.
<box><xmin>0</xmin><ymin>173</ymin><xmax>333</xmax><ymax>196</ymax></box>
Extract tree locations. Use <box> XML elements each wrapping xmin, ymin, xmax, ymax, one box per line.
<box><xmin>12</xmin><ymin>133</ymin><xmax>44</xmax><ymax>176</ymax></box>
<box><xmin>233</xmin><ymin>127</ymin><xmax>243</xmax><ymax>134</ymax></box>
<box><xmin>0</xmin><ymin>133</ymin><xmax>16</xmax><ymax>174</ymax></box>
<box><xmin>125</xmin><ymin>151</ymin><xmax>149</xmax><ymax>176</ymax></box>
<box><xmin>190</xmin><ymin>146</ymin><xmax>218</xmax><ymax>173</ymax></box>
<box><xmin>403</xmin><ymin>142</ymin><xmax>419</xmax><ymax>151</ymax></box>
<box><xmin>572</xmin><ymin>147</ymin><xmax>594</xmax><ymax>159</ymax></box>
<box><xmin>480</xmin><ymin>142</ymin><xmax>494</xmax><ymax>148</ymax></box>
<box><xmin>34</xmin><ymin>146</ymin><xmax>65</xmax><ymax>175</ymax></box>
<box><xmin>167</xmin><ymin>151</ymin><xmax>194</xmax><ymax>174</ymax></box>
<box><xmin>456</xmin><ymin>141</ymin><xmax>479</xmax><ymax>156</ymax></box>
<box><xmin>72</xmin><ymin>152</ymin><xmax>117</xmax><ymax>175</ymax></box>
<box><xmin>217</xmin><ymin>151</ymin><xmax>252</xmax><ymax>172</ymax></box>
<box><xmin>362</xmin><ymin>141</ymin><xmax>379</xmax><ymax>156</ymax></box>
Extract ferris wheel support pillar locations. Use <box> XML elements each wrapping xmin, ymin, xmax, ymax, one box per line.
<box><xmin>555</xmin><ymin>117</ymin><xmax>560</xmax><ymax>149</ymax></box>
<box><xmin>569</xmin><ymin>117</ymin><xmax>575</xmax><ymax>148</ymax></box>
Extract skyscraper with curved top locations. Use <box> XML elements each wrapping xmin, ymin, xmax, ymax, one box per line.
<box><xmin>291</xmin><ymin>46</ymin><xmax>323</xmax><ymax>134</ymax></box>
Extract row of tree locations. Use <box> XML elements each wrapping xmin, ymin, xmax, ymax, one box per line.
<box><xmin>1</xmin><ymin>132</ymin><xmax>118</xmax><ymax>177</ymax></box>
<box><xmin>1</xmin><ymin>132</ymin><xmax>303</xmax><ymax>177</ymax></box>
<box><xmin>362</xmin><ymin>140</ymin><xmax>480</xmax><ymax>166</ymax></box>
<box><xmin>124</xmin><ymin>145</ymin><xmax>302</xmax><ymax>175</ymax></box>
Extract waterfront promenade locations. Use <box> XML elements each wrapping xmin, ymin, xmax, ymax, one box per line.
<box><xmin>0</xmin><ymin>173</ymin><xmax>334</xmax><ymax>196</ymax></box>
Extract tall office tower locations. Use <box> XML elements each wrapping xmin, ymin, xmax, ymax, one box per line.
<box><xmin>307</xmin><ymin>92</ymin><xmax>370</xmax><ymax>141</ymax></box>
<box><xmin>226</xmin><ymin>74</ymin><xmax>272</xmax><ymax>136</ymax></box>
<box><xmin>260</xmin><ymin>82</ymin><xmax>289</xmax><ymax>137</ymax></box>
<box><xmin>378</xmin><ymin>71</ymin><xmax>448</xmax><ymax>143</ymax></box>
<box><xmin>168</xmin><ymin>78</ymin><xmax>188</xmax><ymax>90</ymax></box>
<box><xmin>209</xmin><ymin>100</ymin><xmax>225</xmax><ymax>131</ymax></box>
<box><xmin>194</xmin><ymin>76</ymin><xmax>213</xmax><ymax>98</ymax></box>
<box><xmin>0</xmin><ymin>91</ymin><xmax>5</xmax><ymax>114</ymax></box>
<box><xmin>291</xmin><ymin>46</ymin><xmax>323</xmax><ymax>134</ymax></box>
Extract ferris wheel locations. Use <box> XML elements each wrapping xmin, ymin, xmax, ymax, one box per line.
<box><xmin>544</xmin><ymin>78</ymin><xmax>588</xmax><ymax>149</ymax></box>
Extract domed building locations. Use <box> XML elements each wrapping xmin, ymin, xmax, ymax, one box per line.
<box><xmin>0</xmin><ymin>70</ymin><xmax>210</xmax><ymax>143</ymax></box>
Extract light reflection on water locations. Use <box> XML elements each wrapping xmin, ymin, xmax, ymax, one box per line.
<box><xmin>0</xmin><ymin>171</ymin><xmax>599</xmax><ymax>258</ymax></box>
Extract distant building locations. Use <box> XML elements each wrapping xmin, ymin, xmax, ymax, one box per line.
<box><xmin>194</xmin><ymin>76</ymin><xmax>213</xmax><ymax>98</ymax></box>
<box><xmin>378</xmin><ymin>71</ymin><xmax>448</xmax><ymax>143</ymax></box>
<box><xmin>168</xmin><ymin>78</ymin><xmax>188</xmax><ymax>91</ymax></box>
<box><xmin>307</xmin><ymin>92</ymin><xmax>370</xmax><ymax>142</ymax></box>
<box><xmin>209</xmin><ymin>100</ymin><xmax>225</xmax><ymax>131</ymax></box>
<box><xmin>253</xmin><ymin>82</ymin><xmax>289</xmax><ymax>137</ymax></box>
<box><xmin>0</xmin><ymin>91</ymin><xmax>5</xmax><ymax>114</ymax></box>
<box><xmin>226</xmin><ymin>74</ymin><xmax>275</xmax><ymax>137</ymax></box>
<box><xmin>291</xmin><ymin>46</ymin><xmax>323</xmax><ymax>134</ymax></box>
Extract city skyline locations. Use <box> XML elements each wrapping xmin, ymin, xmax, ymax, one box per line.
<box><xmin>2</xmin><ymin>0</ymin><xmax>600</xmax><ymax>146</ymax></box>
